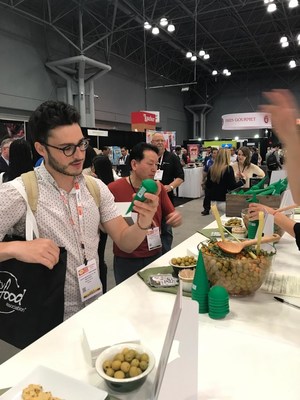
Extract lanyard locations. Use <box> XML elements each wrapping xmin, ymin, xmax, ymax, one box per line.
<box><xmin>158</xmin><ymin>152</ymin><xmax>164</xmax><ymax>169</ymax></box>
<box><xmin>59</xmin><ymin>179</ymin><xmax>88</xmax><ymax>265</ymax></box>
<box><xmin>238</xmin><ymin>162</ymin><xmax>246</xmax><ymax>174</ymax></box>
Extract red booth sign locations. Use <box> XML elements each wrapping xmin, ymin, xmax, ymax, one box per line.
<box><xmin>131</xmin><ymin>112</ymin><xmax>156</xmax><ymax>131</ymax></box>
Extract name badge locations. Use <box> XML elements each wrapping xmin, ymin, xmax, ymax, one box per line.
<box><xmin>154</xmin><ymin>170</ymin><xmax>164</xmax><ymax>180</ymax></box>
<box><xmin>76</xmin><ymin>259</ymin><xmax>102</xmax><ymax>302</ymax></box>
<box><xmin>146</xmin><ymin>226</ymin><xmax>162</xmax><ymax>250</ymax></box>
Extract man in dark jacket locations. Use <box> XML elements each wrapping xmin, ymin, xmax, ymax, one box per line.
<box><xmin>151</xmin><ymin>133</ymin><xmax>184</xmax><ymax>253</ymax></box>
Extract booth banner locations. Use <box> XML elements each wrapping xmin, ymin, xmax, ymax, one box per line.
<box><xmin>131</xmin><ymin>111</ymin><xmax>156</xmax><ymax>131</ymax></box>
<box><xmin>187</xmin><ymin>144</ymin><xmax>200</xmax><ymax>162</ymax></box>
<box><xmin>222</xmin><ymin>112</ymin><xmax>272</xmax><ymax>130</ymax></box>
<box><xmin>146</xmin><ymin>130</ymin><xmax>176</xmax><ymax>151</ymax></box>
<box><xmin>140</xmin><ymin>111</ymin><xmax>160</xmax><ymax>123</ymax></box>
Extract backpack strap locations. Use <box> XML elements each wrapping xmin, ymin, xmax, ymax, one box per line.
<box><xmin>84</xmin><ymin>175</ymin><xmax>101</xmax><ymax>208</ymax></box>
<box><xmin>21</xmin><ymin>170</ymin><xmax>101</xmax><ymax>211</ymax></box>
<box><xmin>21</xmin><ymin>171</ymin><xmax>39</xmax><ymax>213</ymax></box>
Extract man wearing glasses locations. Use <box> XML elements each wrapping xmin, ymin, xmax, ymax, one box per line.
<box><xmin>0</xmin><ymin>101</ymin><xmax>159</xmax><ymax>321</ymax></box>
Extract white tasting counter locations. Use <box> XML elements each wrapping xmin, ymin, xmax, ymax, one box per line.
<box><xmin>0</xmin><ymin>223</ymin><xmax>300</xmax><ymax>399</ymax></box>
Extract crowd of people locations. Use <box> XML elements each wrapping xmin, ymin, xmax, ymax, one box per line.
<box><xmin>1</xmin><ymin>89</ymin><xmax>299</xmax><ymax>347</ymax></box>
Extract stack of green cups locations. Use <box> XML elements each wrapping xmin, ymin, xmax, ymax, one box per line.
<box><xmin>208</xmin><ymin>286</ymin><xmax>230</xmax><ymax>319</ymax></box>
<box><xmin>191</xmin><ymin>250</ymin><xmax>210</xmax><ymax>313</ymax></box>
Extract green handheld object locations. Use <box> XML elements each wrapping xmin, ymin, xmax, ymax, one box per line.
<box><xmin>126</xmin><ymin>179</ymin><xmax>158</xmax><ymax>214</ymax></box>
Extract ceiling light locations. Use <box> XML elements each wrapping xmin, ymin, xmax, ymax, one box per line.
<box><xmin>152</xmin><ymin>26</ymin><xmax>159</xmax><ymax>35</ymax></box>
<box><xmin>203</xmin><ymin>53</ymin><xmax>210</xmax><ymax>60</ymax></box>
<box><xmin>199</xmin><ymin>50</ymin><xmax>205</xmax><ymax>57</ymax></box>
<box><xmin>280</xmin><ymin>36</ymin><xmax>288</xmax><ymax>43</ymax></box>
<box><xmin>212</xmin><ymin>70</ymin><xmax>218</xmax><ymax>75</ymax></box>
<box><xmin>289</xmin><ymin>60</ymin><xmax>296</xmax><ymax>68</ymax></box>
<box><xmin>288</xmin><ymin>0</ymin><xmax>299</xmax><ymax>7</ymax></box>
<box><xmin>226</xmin><ymin>71</ymin><xmax>232</xmax><ymax>76</ymax></box>
<box><xmin>186</xmin><ymin>51</ymin><xmax>192</xmax><ymax>58</ymax></box>
<box><xmin>281</xmin><ymin>41</ymin><xmax>289</xmax><ymax>47</ymax></box>
<box><xmin>267</xmin><ymin>3</ymin><xmax>277</xmax><ymax>12</ymax></box>
<box><xmin>223</xmin><ymin>69</ymin><xmax>229</xmax><ymax>75</ymax></box>
<box><xmin>254</xmin><ymin>134</ymin><xmax>259</xmax><ymax>138</ymax></box>
<box><xmin>264</xmin><ymin>0</ymin><xmax>270</xmax><ymax>3</ymax></box>
<box><xmin>235</xmin><ymin>136</ymin><xmax>239</xmax><ymax>140</ymax></box>
<box><xmin>159</xmin><ymin>17</ymin><xmax>168</xmax><ymax>27</ymax></box>
<box><xmin>297</xmin><ymin>34</ymin><xmax>300</xmax><ymax>41</ymax></box>
<box><xmin>191</xmin><ymin>55</ymin><xmax>197</xmax><ymax>61</ymax></box>
<box><xmin>144</xmin><ymin>22</ymin><xmax>152</xmax><ymax>30</ymax></box>
<box><xmin>167</xmin><ymin>23</ymin><xmax>175</xmax><ymax>32</ymax></box>
<box><xmin>214</xmin><ymin>136</ymin><xmax>219</xmax><ymax>140</ymax></box>
<box><xmin>181</xmin><ymin>87</ymin><xmax>189</xmax><ymax>92</ymax></box>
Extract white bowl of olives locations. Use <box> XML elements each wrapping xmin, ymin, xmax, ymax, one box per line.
<box><xmin>95</xmin><ymin>343</ymin><xmax>155</xmax><ymax>393</ymax></box>
<box><xmin>169</xmin><ymin>255</ymin><xmax>197</xmax><ymax>276</ymax></box>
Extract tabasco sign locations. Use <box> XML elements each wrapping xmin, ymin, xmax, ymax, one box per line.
<box><xmin>131</xmin><ymin>111</ymin><xmax>156</xmax><ymax>131</ymax></box>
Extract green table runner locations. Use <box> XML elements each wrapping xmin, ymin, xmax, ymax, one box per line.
<box><xmin>138</xmin><ymin>266</ymin><xmax>192</xmax><ymax>297</ymax></box>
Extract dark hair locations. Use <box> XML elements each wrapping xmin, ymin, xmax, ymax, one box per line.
<box><xmin>7</xmin><ymin>139</ymin><xmax>33</xmax><ymax>181</ymax></box>
<box><xmin>175</xmin><ymin>145</ymin><xmax>181</xmax><ymax>152</ymax></box>
<box><xmin>92</xmin><ymin>155</ymin><xmax>114</xmax><ymax>185</ymax></box>
<box><xmin>83</xmin><ymin>145</ymin><xmax>97</xmax><ymax>169</ymax></box>
<box><xmin>28</xmin><ymin>101</ymin><xmax>81</xmax><ymax>143</ymax></box>
<box><xmin>129</xmin><ymin>142</ymin><xmax>159</xmax><ymax>166</ymax></box>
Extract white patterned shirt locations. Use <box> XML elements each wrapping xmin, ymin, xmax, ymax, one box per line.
<box><xmin>0</xmin><ymin>164</ymin><xmax>120</xmax><ymax>319</ymax></box>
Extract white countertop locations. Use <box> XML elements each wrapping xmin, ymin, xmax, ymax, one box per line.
<box><xmin>1</xmin><ymin>222</ymin><xmax>300</xmax><ymax>399</ymax></box>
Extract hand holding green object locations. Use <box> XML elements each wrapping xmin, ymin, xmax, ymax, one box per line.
<box><xmin>126</xmin><ymin>179</ymin><xmax>158</xmax><ymax>214</ymax></box>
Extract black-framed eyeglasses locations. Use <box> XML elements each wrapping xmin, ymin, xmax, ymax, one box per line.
<box><xmin>42</xmin><ymin>138</ymin><xmax>90</xmax><ymax>157</ymax></box>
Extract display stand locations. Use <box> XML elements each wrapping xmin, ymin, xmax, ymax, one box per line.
<box><xmin>156</xmin><ymin>294</ymin><xmax>199</xmax><ymax>400</ymax></box>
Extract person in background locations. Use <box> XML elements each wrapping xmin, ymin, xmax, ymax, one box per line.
<box><xmin>202</xmin><ymin>149</ymin><xmax>246</xmax><ymax>215</ymax></box>
<box><xmin>232</xmin><ymin>146</ymin><xmax>265</xmax><ymax>188</ymax></box>
<box><xmin>202</xmin><ymin>146</ymin><xmax>212</xmax><ymax>167</ymax></box>
<box><xmin>118</xmin><ymin>146</ymin><xmax>130</xmax><ymax>177</ymax></box>
<box><xmin>108</xmin><ymin>142</ymin><xmax>182</xmax><ymax>284</ymax></box>
<box><xmin>265</xmin><ymin>143</ymin><xmax>282</xmax><ymax>172</ymax></box>
<box><xmin>1</xmin><ymin>139</ymin><xmax>33</xmax><ymax>183</ymax></box>
<box><xmin>151</xmin><ymin>133</ymin><xmax>184</xmax><ymax>253</ymax></box>
<box><xmin>0</xmin><ymin>100</ymin><xmax>159</xmax><ymax>321</ymax></box>
<box><xmin>230</xmin><ymin>147</ymin><xmax>237</xmax><ymax>164</ymax></box>
<box><xmin>91</xmin><ymin>155</ymin><xmax>115</xmax><ymax>293</ymax></box>
<box><xmin>101</xmin><ymin>146</ymin><xmax>111</xmax><ymax>158</ymax></box>
<box><xmin>118</xmin><ymin>146</ymin><xmax>129</xmax><ymax>165</ymax></box>
<box><xmin>182</xmin><ymin>148</ymin><xmax>189</xmax><ymax>164</ymax></box>
<box><xmin>82</xmin><ymin>145</ymin><xmax>97</xmax><ymax>176</ymax></box>
<box><xmin>175</xmin><ymin>145</ymin><xmax>187</xmax><ymax>166</ymax></box>
<box><xmin>201</xmin><ymin>148</ymin><xmax>218</xmax><ymax>215</ymax></box>
<box><xmin>0</xmin><ymin>138</ymin><xmax>12</xmax><ymax>173</ymax></box>
<box><xmin>250</xmin><ymin>147</ymin><xmax>262</xmax><ymax>166</ymax></box>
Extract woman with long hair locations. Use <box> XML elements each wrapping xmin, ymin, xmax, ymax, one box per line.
<box><xmin>201</xmin><ymin>148</ymin><xmax>246</xmax><ymax>215</ymax></box>
<box><xmin>232</xmin><ymin>146</ymin><xmax>265</xmax><ymax>188</ymax></box>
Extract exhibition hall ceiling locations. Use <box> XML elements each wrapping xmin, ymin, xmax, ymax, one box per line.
<box><xmin>1</xmin><ymin>0</ymin><xmax>300</xmax><ymax>90</ymax></box>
